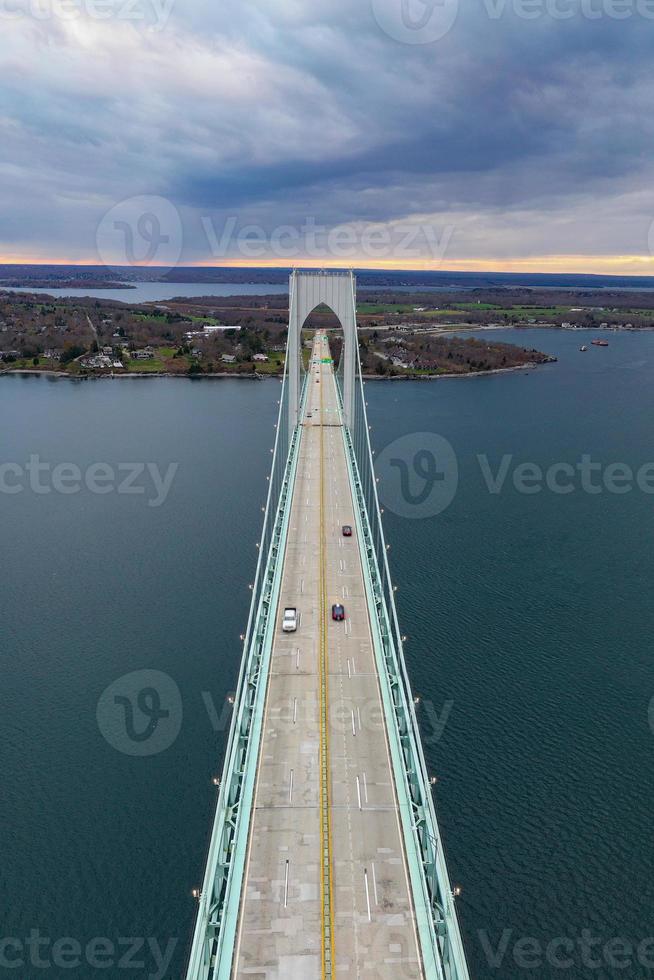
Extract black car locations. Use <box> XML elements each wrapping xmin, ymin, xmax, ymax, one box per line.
<box><xmin>342</xmin><ymin>525</ymin><xmax>352</xmax><ymax>537</ymax></box>
<box><xmin>331</xmin><ymin>603</ymin><xmax>345</xmax><ymax>621</ymax></box>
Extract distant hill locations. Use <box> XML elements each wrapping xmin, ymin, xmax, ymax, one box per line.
<box><xmin>3</xmin><ymin>263</ymin><xmax>654</xmax><ymax>292</ymax></box>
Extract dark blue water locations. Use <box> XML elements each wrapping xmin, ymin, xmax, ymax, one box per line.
<box><xmin>369</xmin><ymin>328</ymin><xmax>654</xmax><ymax>978</ymax></box>
<box><xmin>1</xmin><ymin>331</ymin><xmax>653</xmax><ymax>977</ymax></box>
<box><xmin>0</xmin><ymin>377</ymin><xmax>280</xmax><ymax>978</ymax></box>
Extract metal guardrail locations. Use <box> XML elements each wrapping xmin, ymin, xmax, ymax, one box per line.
<box><xmin>185</xmin><ymin>369</ymin><xmax>308</xmax><ymax>980</ymax></box>
<box><xmin>335</xmin><ymin>357</ymin><xmax>471</xmax><ymax>980</ymax></box>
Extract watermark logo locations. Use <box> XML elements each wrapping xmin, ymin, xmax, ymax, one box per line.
<box><xmin>97</xmin><ymin>669</ymin><xmax>182</xmax><ymax>756</ymax></box>
<box><xmin>0</xmin><ymin>457</ymin><xmax>178</xmax><ymax>507</ymax></box>
<box><xmin>0</xmin><ymin>0</ymin><xmax>175</xmax><ymax>30</ymax></box>
<box><xmin>478</xmin><ymin>928</ymin><xmax>654</xmax><ymax>971</ymax></box>
<box><xmin>96</xmin><ymin>195</ymin><xmax>182</xmax><ymax>272</ymax></box>
<box><xmin>201</xmin><ymin>215</ymin><xmax>453</xmax><ymax>264</ymax></box>
<box><xmin>96</xmin><ymin>676</ymin><xmax>452</xmax><ymax>757</ymax></box>
<box><xmin>371</xmin><ymin>0</ymin><xmax>459</xmax><ymax>44</ymax></box>
<box><xmin>375</xmin><ymin>434</ymin><xmax>654</xmax><ymax>521</ymax></box>
<box><xmin>483</xmin><ymin>0</ymin><xmax>654</xmax><ymax>20</ymax></box>
<box><xmin>376</xmin><ymin>432</ymin><xmax>459</xmax><ymax>518</ymax></box>
<box><xmin>0</xmin><ymin>931</ymin><xmax>177</xmax><ymax>979</ymax></box>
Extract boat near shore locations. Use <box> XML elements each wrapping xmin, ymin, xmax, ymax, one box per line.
<box><xmin>592</xmin><ymin>339</ymin><xmax>609</xmax><ymax>347</ymax></box>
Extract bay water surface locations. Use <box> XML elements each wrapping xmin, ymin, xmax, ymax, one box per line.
<box><xmin>1</xmin><ymin>328</ymin><xmax>653</xmax><ymax>977</ymax></box>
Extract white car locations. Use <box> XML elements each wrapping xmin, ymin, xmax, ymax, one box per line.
<box><xmin>282</xmin><ymin>607</ymin><xmax>298</xmax><ymax>632</ymax></box>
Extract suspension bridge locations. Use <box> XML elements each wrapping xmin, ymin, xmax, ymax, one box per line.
<box><xmin>185</xmin><ymin>271</ymin><xmax>470</xmax><ymax>980</ymax></box>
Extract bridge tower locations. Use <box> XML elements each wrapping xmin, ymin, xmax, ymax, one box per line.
<box><xmin>287</xmin><ymin>269</ymin><xmax>357</xmax><ymax>437</ymax></box>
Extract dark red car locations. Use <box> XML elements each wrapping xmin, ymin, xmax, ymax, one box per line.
<box><xmin>331</xmin><ymin>603</ymin><xmax>345</xmax><ymax>621</ymax></box>
<box><xmin>342</xmin><ymin>525</ymin><xmax>352</xmax><ymax>537</ymax></box>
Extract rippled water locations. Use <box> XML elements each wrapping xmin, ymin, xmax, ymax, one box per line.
<box><xmin>1</xmin><ymin>330</ymin><xmax>653</xmax><ymax>978</ymax></box>
<box><xmin>369</xmin><ymin>328</ymin><xmax>654</xmax><ymax>978</ymax></box>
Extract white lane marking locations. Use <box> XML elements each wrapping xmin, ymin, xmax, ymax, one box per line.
<box><xmin>289</xmin><ymin>769</ymin><xmax>294</xmax><ymax>804</ymax></box>
<box><xmin>364</xmin><ymin>868</ymin><xmax>372</xmax><ymax>922</ymax></box>
<box><xmin>293</xmin><ymin>697</ymin><xmax>297</xmax><ymax>724</ymax></box>
<box><xmin>351</xmin><ymin>710</ymin><xmax>356</xmax><ymax>737</ymax></box>
<box><xmin>357</xmin><ymin>706</ymin><xmax>362</xmax><ymax>732</ymax></box>
<box><xmin>300</xmin><ymin>578</ymin><xmax>304</xmax><ymax>594</ymax></box>
<box><xmin>347</xmin><ymin>659</ymin><xmax>351</xmax><ymax>679</ymax></box>
<box><xmin>284</xmin><ymin>860</ymin><xmax>289</xmax><ymax>909</ymax></box>
<box><xmin>363</xmin><ymin>771</ymin><xmax>369</xmax><ymax>803</ymax></box>
<box><xmin>351</xmin><ymin>657</ymin><xmax>356</xmax><ymax>675</ymax></box>
<box><xmin>356</xmin><ymin>775</ymin><xmax>362</xmax><ymax>810</ymax></box>
<box><xmin>295</xmin><ymin>649</ymin><xmax>300</xmax><ymax>670</ymax></box>
<box><xmin>371</xmin><ymin>862</ymin><xmax>379</xmax><ymax>906</ymax></box>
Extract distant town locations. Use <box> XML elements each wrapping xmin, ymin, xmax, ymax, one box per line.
<box><xmin>6</xmin><ymin>280</ymin><xmax>654</xmax><ymax>379</ymax></box>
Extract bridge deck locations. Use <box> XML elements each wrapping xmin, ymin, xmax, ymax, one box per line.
<box><xmin>231</xmin><ymin>334</ymin><xmax>424</xmax><ymax>979</ymax></box>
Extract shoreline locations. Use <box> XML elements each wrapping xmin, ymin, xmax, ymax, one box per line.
<box><xmin>361</xmin><ymin>361</ymin><xmax>553</xmax><ymax>381</ymax></box>
<box><xmin>0</xmin><ymin>361</ymin><xmax>553</xmax><ymax>382</ymax></box>
<box><xmin>0</xmin><ymin>369</ymin><xmax>267</xmax><ymax>380</ymax></box>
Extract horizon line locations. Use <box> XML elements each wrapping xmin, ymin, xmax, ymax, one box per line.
<box><xmin>2</xmin><ymin>254</ymin><xmax>654</xmax><ymax>278</ymax></box>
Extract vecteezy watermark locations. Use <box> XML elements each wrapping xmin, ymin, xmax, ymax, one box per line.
<box><xmin>96</xmin><ymin>195</ymin><xmax>183</xmax><ymax>272</ymax></box>
<box><xmin>0</xmin><ymin>0</ymin><xmax>175</xmax><ymax>30</ymax></box>
<box><xmin>478</xmin><ymin>928</ymin><xmax>654</xmax><ymax>971</ymax></box>
<box><xmin>371</xmin><ymin>0</ymin><xmax>460</xmax><ymax>43</ymax></box>
<box><xmin>376</xmin><ymin>433</ymin><xmax>459</xmax><ymax>519</ymax></box>
<box><xmin>376</xmin><ymin>433</ymin><xmax>654</xmax><ymax>519</ymax></box>
<box><xmin>478</xmin><ymin>453</ymin><xmax>654</xmax><ymax>496</ymax></box>
<box><xmin>98</xmin><ymin>669</ymin><xmax>453</xmax><ymax>756</ymax></box>
<box><xmin>0</xmin><ymin>457</ymin><xmax>178</xmax><ymax>507</ymax></box>
<box><xmin>481</xmin><ymin>0</ymin><xmax>654</xmax><ymax>20</ymax></box>
<box><xmin>0</xmin><ymin>931</ymin><xmax>177</xmax><ymax>978</ymax></box>
<box><xmin>97</xmin><ymin>670</ymin><xmax>183</xmax><ymax>756</ymax></box>
<box><xmin>371</xmin><ymin>0</ymin><xmax>654</xmax><ymax>45</ymax></box>
<box><xmin>201</xmin><ymin>216</ymin><xmax>454</xmax><ymax>265</ymax></box>
<box><xmin>264</xmin><ymin>693</ymin><xmax>453</xmax><ymax>744</ymax></box>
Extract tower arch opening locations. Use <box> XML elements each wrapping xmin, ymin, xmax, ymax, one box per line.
<box><xmin>287</xmin><ymin>270</ymin><xmax>357</xmax><ymax>437</ymax></box>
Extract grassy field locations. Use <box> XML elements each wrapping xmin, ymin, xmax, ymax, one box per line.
<box><xmin>126</xmin><ymin>346</ymin><xmax>178</xmax><ymax>372</ymax></box>
<box><xmin>253</xmin><ymin>352</ymin><xmax>285</xmax><ymax>374</ymax></box>
<box><xmin>2</xmin><ymin>356</ymin><xmax>53</xmax><ymax>370</ymax></box>
<box><xmin>357</xmin><ymin>303</ymin><xmax>416</xmax><ymax>314</ymax></box>
<box><xmin>452</xmin><ymin>302</ymin><xmax>502</xmax><ymax>311</ymax></box>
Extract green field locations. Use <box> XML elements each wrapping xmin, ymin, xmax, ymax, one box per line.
<box><xmin>452</xmin><ymin>302</ymin><xmax>502</xmax><ymax>311</ymax></box>
<box><xmin>253</xmin><ymin>352</ymin><xmax>285</xmax><ymax>374</ymax></box>
<box><xmin>357</xmin><ymin>303</ymin><xmax>416</xmax><ymax>314</ymax></box>
<box><xmin>126</xmin><ymin>346</ymin><xmax>177</xmax><ymax>371</ymax></box>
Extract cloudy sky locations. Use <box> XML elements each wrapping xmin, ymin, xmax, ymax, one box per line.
<box><xmin>1</xmin><ymin>0</ymin><xmax>654</xmax><ymax>271</ymax></box>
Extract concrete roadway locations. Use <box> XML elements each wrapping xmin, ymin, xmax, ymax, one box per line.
<box><xmin>232</xmin><ymin>333</ymin><xmax>424</xmax><ymax>979</ymax></box>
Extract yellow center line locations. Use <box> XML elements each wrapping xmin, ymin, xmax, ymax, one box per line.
<box><xmin>318</xmin><ymin>339</ymin><xmax>336</xmax><ymax>979</ymax></box>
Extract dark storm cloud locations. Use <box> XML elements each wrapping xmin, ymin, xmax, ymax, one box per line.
<box><xmin>1</xmin><ymin>0</ymin><xmax>654</xmax><ymax>263</ymax></box>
